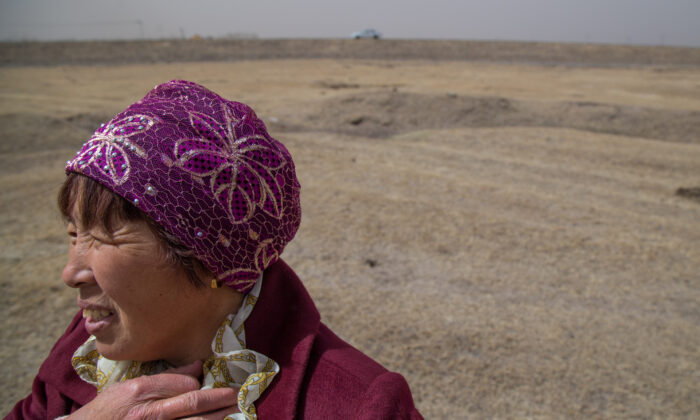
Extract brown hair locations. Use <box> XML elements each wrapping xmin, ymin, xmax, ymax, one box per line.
<box><xmin>57</xmin><ymin>173</ymin><xmax>206</xmax><ymax>287</ymax></box>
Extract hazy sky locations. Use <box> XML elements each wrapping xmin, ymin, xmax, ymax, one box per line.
<box><xmin>1</xmin><ymin>0</ymin><xmax>699</xmax><ymax>47</ymax></box>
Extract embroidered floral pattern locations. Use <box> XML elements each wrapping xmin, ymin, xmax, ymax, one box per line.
<box><xmin>219</xmin><ymin>237</ymin><xmax>278</xmax><ymax>292</ymax></box>
<box><xmin>174</xmin><ymin>105</ymin><xmax>287</xmax><ymax>224</ymax></box>
<box><xmin>64</xmin><ymin>80</ymin><xmax>302</xmax><ymax>292</ymax></box>
<box><xmin>67</xmin><ymin>115</ymin><xmax>155</xmax><ymax>185</ymax></box>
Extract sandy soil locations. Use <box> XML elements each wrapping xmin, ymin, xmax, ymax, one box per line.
<box><xmin>1</xmin><ymin>40</ymin><xmax>699</xmax><ymax>419</ymax></box>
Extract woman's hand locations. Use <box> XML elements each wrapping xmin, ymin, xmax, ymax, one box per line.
<box><xmin>67</xmin><ymin>360</ymin><xmax>238</xmax><ymax>420</ymax></box>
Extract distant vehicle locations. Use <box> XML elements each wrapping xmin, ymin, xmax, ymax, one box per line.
<box><xmin>350</xmin><ymin>29</ymin><xmax>381</xmax><ymax>39</ymax></box>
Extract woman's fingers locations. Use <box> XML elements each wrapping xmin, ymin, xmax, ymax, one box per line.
<box><xmin>158</xmin><ymin>387</ymin><xmax>237</xmax><ymax>419</ymax></box>
<box><xmin>66</xmin><ymin>372</ymin><xmax>203</xmax><ymax>420</ymax></box>
<box><xmin>132</xmin><ymin>372</ymin><xmax>201</xmax><ymax>400</ymax></box>
<box><xmin>179</xmin><ymin>404</ymin><xmax>240</xmax><ymax>420</ymax></box>
<box><xmin>67</xmin><ymin>366</ymin><xmax>237</xmax><ymax>420</ymax></box>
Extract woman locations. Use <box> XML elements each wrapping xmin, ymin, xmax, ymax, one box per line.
<box><xmin>6</xmin><ymin>80</ymin><xmax>422</xmax><ymax>419</ymax></box>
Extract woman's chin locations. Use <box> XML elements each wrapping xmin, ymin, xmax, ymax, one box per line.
<box><xmin>93</xmin><ymin>332</ymin><xmax>135</xmax><ymax>361</ymax></box>
<box><xmin>95</xmin><ymin>342</ymin><xmax>123</xmax><ymax>360</ymax></box>
<box><xmin>95</xmin><ymin>339</ymin><xmax>163</xmax><ymax>362</ymax></box>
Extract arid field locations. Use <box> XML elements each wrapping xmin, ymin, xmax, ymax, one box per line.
<box><xmin>1</xmin><ymin>40</ymin><xmax>699</xmax><ymax>419</ymax></box>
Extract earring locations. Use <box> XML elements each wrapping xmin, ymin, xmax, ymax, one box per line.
<box><xmin>211</xmin><ymin>278</ymin><xmax>218</xmax><ymax>288</ymax></box>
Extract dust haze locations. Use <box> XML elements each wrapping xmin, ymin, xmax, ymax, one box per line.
<box><xmin>1</xmin><ymin>40</ymin><xmax>699</xmax><ymax>418</ymax></box>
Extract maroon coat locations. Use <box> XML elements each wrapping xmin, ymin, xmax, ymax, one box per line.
<box><xmin>5</xmin><ymin>260</ymin><xmax>423</xmax><ymax>419</ymax></box>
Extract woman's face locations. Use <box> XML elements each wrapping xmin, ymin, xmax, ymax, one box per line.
<box><xmin>62</xmin><ymin>213</ymin><xmax>214</xmax><ymax>364</ymax></box>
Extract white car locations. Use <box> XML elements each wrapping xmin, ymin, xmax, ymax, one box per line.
<box><xmin>350</xmin><ymin>29</ymin><xmax>381</xmax><ymax>39</ymax></box>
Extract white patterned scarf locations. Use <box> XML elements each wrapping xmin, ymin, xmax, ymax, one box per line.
<box><xmin>71</xmin><ymin>278</ymin><xmax>278</xmax><ymax>420</ymax></box>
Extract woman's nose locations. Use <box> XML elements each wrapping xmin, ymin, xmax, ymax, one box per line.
<box><xmin>61</xmin><ymin>247</ymin><xmax>94</xmax><ymax>288</ymax></box>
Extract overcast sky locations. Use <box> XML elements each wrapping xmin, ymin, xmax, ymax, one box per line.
<box><xmin>1</xmin><ymin>0</ymin><xmax>699</xmax><ymax>47</ymax></box>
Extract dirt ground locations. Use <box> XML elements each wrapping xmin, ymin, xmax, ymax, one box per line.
<box><xmin>1</xmin><ymin>40</ymin><xmax>699</xmax><ymax>419</ymax></box>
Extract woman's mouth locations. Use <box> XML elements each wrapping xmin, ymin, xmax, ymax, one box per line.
<box><xmin>83</xmin><ymin>309</ymin><xmax>115</xmax><ymax>335</ymax></box>
<box><xmin>82</xmin><ymin>308</ymin><xmax>112</xmax><ymax>321</ymax></box>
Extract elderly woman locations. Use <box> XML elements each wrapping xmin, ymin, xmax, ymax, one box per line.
<box><xmin>6</xmin><ymin>81</ymin><xmax>422</xmax><ymax>420</ymax></box>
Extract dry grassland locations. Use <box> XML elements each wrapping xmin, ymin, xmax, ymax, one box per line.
<box><xmin>1</xmin><ymin>41</ymin><xmax>699</xmax><ymax>418</ymax></box>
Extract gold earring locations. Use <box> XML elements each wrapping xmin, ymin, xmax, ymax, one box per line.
<box><xmin>211</xmin><ymin>278</ymin><xmax>218</xmax><ymax>288</ymax></box>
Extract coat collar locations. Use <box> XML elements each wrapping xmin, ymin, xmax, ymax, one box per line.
<box><xmin>245</xmin><ymin>258</ymin><xmax>321</xmax><ymax>419</ymax></box>
<box><xmin>39</xmin><ymin>258</ymin><xmax>319</xmax><ymax>418</ymax></box>
<box><xmin>38</xmin><ymin>309</ymin><xmax>96</xmax><ymax>405</ymax></box>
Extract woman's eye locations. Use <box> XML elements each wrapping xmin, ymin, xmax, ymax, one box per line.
<box><xmin>89</xmin><ymin>232</ymin><xmax>114</xmax><ymax>245</ymax></box>
<box><xmin>94</xmin><ymin>236</ymin><xmax>109</xmax><ymax>245</ymax></box>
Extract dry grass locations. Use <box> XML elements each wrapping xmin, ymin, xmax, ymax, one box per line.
<box><xmin>1</xmin><ymin>41</ymin><xmax>699</xmax><ymax>418</ymax></box>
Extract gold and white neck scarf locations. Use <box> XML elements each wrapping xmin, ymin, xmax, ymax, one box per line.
<box><xmin>71</xmin><ymin>277</ymin><xmax>278</xmax><ymax>420</ymax></box>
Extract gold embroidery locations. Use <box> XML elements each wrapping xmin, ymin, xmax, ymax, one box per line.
<box><xmin>214</xmin><ymin>317</ymin><xmax>233</xmax><ymax>353</ymax></box>
<box><xmin>234</xmin><ymin>322</ymin><xmax>246</xmax><ymax>348</ymax></box>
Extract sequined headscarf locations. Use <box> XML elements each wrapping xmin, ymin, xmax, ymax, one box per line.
<box><xmin>65</xmin><ymin>80</ymin><xmax>301</xmax><ymax>293</ymax></box>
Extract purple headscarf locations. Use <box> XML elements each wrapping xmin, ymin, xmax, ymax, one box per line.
<box><xmin>66</xmin><ymin>80</ymin><xmax>301</xmax><ymax>292</ymax></box>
